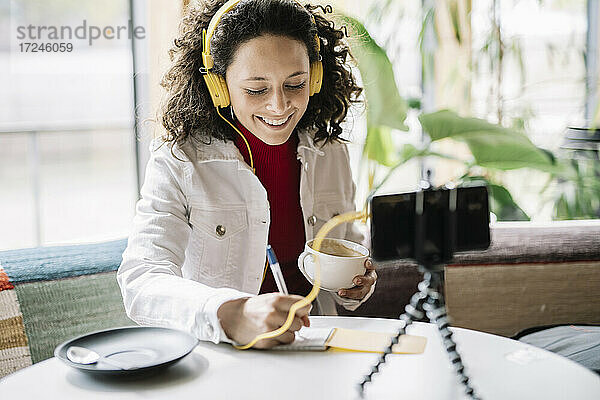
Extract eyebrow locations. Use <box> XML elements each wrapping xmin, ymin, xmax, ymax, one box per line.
<box><xmin>243</xmin><ymin>71</ymin><xmax>308</xmax><ymax>81</ymax></box>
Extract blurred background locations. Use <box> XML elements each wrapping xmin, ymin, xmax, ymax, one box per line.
<box><xmin>1</xmin><ymin>0</ymin><xmax>598</xmax><ymax>251</ymax></box>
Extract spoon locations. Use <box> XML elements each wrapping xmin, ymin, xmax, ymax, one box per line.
<box><xmin>66</xmin><ymin>346</ymin><xmax>132</xmax><ymax>370</ymax></box>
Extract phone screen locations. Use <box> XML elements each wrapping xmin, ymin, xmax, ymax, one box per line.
<box><xmin>370</xmin><ymin>185</ymin><xmax>490</xmax><ymax>262</ymax></box>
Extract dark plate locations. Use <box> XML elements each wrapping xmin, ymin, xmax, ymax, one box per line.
<box><xmin>54</xmin><ymin>326</ymin><xmax>199</xmax><ymax>376</ymax></box>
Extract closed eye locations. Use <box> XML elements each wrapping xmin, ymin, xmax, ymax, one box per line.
<box><xmin>245</xmin><ymin>88</ymin><xmax>267</xmax><ymax>96</ymax></box>
<box><xmin>286</xmin><ymin>82</ymin><xmax>306</xmax><ymax>90</ymax></box>
<box><xmin>244</xmin><ymin>81</ymin><xmax>306</xmax><ymax>96</ymax></box>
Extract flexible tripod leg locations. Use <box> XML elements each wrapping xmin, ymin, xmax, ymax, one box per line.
<box><xmin>356</xmin><ymin>271</ymin><xmax>481</xmax><ymax>399</ymax></box>
<box><xmin>356</xmin><ymin>272</ymin><xmax>433</xmax><ymax>397</ymax></box>
<box><xmin>422</xmin><ymin>271</ymin><xmax>480</xmax><ymax>399</ymax></box>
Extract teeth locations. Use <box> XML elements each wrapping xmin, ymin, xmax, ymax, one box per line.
<box><xmin>259</xmin><ymin>115</ymin><xmax>291</xmax><ymax>126</ymax></box>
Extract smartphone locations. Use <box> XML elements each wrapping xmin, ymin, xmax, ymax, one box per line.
<box><xmin>369</xmin><ymin>184</ymin><xmax>490</xmax><ymax>264</ymax></box>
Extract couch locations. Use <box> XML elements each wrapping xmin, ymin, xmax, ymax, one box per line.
<box><xmin>1</xmin><ymin>222</ymin><xmax>599</xmax><ymax>378</ymax></box>
<box><xmin>0</xmin><ymin>240</ymin><xmax>133</xmax><ymax>377</ymax></box>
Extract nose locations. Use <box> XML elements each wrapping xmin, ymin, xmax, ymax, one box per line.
<box><xmin>265</xmin><ymin>87</ymin><xmax>290</xmax><ymax>114</ymax></box>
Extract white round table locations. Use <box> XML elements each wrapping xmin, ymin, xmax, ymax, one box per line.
<box><xmin>2</xmin><ymin>316</ymin><xmax>599</xmax><ymax>399</ymax></box>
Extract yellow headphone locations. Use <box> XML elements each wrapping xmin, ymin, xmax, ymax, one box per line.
<box><xmin>200</xmin><ymin>0</ymin><xmax>324</xmax><ymax>109</ymax></box>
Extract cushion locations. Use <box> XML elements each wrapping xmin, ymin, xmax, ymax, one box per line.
<box><xmin>517</xmin><ymin>325</ymin><xmax>600</xmax><ymax>374</ymax></box>
<box><xmin>0</xmin><ymin>239</ymin><xmax>133</xmax><ymax>377</ymax></box>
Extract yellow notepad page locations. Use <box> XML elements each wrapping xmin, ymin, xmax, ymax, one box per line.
<box><xmin>326</xmin><ymin>328</ymin><xmax>427</xmax><ymax>354</ymax></box>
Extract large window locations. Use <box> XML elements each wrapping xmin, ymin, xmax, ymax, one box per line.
<box><xmin>0</xmin><ymin>0</ymin><xmax>139</xmax><ymax>250</ymax></box>
<box><xmin>342</xmin><ymin>0</ymin><xmax>595</xmax><ymax>221</ymax></box>
<box><xmin>471</xmin><ymin>0</ymin><xmax>588</xmax><ymax>220</ymax></box>
<box><xmin>1</xmin><ymin>0</ymin><xmax>596</xmax><ymax>252</ymax></box>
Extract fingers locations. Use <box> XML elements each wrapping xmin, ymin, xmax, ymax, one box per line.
<box><xmin>364</xmin><ymin>258</ymin><xmax>375</xmax><ymax>271</ymax></box>
<box><xmin>353</xmin><ymin>269</ymin><xmax>377</xmax><ymax>288</ymax></box>
<box><xmin>254</xmin><ymin>329</ymin><xmax>297</xmax><ymax>348</ymax></box>
<box><xmin>338</xmin><ymin>285</ymin><xmax>369</xmax><ymax>300</ymax></box>
<box><xmin>301</xmin><ymin>315</ymin><xmax>310</xmax><ymax>327</ymax></box>
<box><xmin>275</xmin><ymin>330</ymin><xmax>296</xmax><ymax>344</ymax></box>
<box><xmin>338</xmin><ymin>260</ymin><xmax>378</xmax><ymax>300</ymax></box>
<box><xmin>271</xmin><ymin>294</ymin><xmax>312</xmax><ymax>319</ymax></box>
<box><xmin>263</xmin><ymin>294</ymin><xmax>312</xmax><ymax>332</ymax></box>
<box><xmin>251</xmin><ymin>314</ymin><xmax>303</xmax><ymax>349</ymax></box>
<box><xmin>236</xmin><ymin>294</ymin><xmax>313</xmax><ymax>349</ymax></box>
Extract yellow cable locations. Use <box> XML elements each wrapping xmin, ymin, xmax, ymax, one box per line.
<box><xmin>261</xmin><ymin>259</ymin><xmax>268</xmax><ymax>285</ymax></box>
<box><xmin>234</xmin><ymin>208</ymin><xmax>367</xmax><ymax>349</ymax></box>
<box><xmin>216</xmin><ymin>107</ymin><xmax>254</xmax><ymax>173</ymax></box>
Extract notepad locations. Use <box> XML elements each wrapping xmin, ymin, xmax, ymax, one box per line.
<box><xmin>273</xmin><ymin>328</ymin><xmax>335</xmax><ymax>351</ymax></box>
<box><xmin>273</xmin><ymin>327</ymin><xmax>427</xmax><ymax>354</ymax></box>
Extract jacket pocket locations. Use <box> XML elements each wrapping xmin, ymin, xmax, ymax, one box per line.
<box><xmin>312</xmin><ymin>197</ymin><xmax>350</xmax><ymax>239</ymax></box>
<box><xmin>189</xmin><ymin>207</ymin><xmax>248</xmax><ymax>285</ymax></box>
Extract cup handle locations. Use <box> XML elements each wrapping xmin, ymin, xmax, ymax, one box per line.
<box><xmin>297</xmin><ymin>250</ymin><xmax>311</xmax><ymax>275</ymax></box>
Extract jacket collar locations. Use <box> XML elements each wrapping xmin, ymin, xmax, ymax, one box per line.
<box><xmin>297</xmin><ymin>128</ymin><xmax>326</xmax><ymax>157</ymax></box>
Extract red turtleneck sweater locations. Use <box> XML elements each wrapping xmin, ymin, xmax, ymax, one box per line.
<box><xmin>233</xmin><ymin>121</ymin><xmax>311</xmax><ymax>297</ymax></box>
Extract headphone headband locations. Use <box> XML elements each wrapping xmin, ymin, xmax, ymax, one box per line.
<box><xmin>202</xmin><ymin>0</ymin><xmax>240</xmax><ymax>69</ymax></box>
<box><xmin>202</xmin><ymin>0</ymin><xmax>321</xmax><ymax>74</ymax></box>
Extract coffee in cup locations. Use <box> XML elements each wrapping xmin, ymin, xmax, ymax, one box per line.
<box><xmin>310</xmin><ymin>239</ymin><xmax>364</xmax><ymax>258</ymax></box>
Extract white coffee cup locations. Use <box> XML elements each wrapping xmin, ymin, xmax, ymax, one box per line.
<box><xmin>297</xmin><ymin>238</ymin><xmax>369</xmax><ymax>292</ymax></box>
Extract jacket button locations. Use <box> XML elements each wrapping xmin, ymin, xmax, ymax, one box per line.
<box><xmin>216</xmin><ymin>225</ymin><xmax>226</xmax><ymax>236</ymax></box>
<box><xmin>307</xmin><ymin>215</ymin><xmax>317</xmax><ymax>226</ymax></box>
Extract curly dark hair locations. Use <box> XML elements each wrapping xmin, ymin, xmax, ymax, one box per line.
<box><xmin>159</xmin><ymin>0</ymin><xmax>362</xmax><ymax>147</ymax></box>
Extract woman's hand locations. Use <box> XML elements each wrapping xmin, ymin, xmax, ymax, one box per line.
<box><xmin>337</xmin><ymin>259</ymin><xmax>377</xmax><ymax>300</ymax></box>
<box><xmin>217</xmin><ymin>293</ymin><xmax>311</xmax><ymax>349</ymax></box>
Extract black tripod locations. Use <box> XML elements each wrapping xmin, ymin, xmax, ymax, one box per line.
<box><xmin>358</xmin><ymin>185</ymin><xmax>482</xmax><ymax>398</ymax></box>
<box><xmin>357</xmin><ymin>265</ymin><xmax>480</xmax><ymax>399</ymax></box>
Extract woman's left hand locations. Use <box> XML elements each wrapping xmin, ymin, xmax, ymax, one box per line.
<box><xmin>337</xmin><ymin>259</ymin><xmax>377</xmax><ymax>300</ymax></box>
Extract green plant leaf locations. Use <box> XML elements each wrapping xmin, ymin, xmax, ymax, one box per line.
<box><xmin>419</xmin><ymin>110</ymin><xmax>553</xmax><ymax>171</ymax></box>
<box><xmin>364</xmin><ymin>125</ymin><xmax>398</xmax><ymax>167</ymax></box>
<box><xmin>340</xmin><ymin>15</ymin><xmax>408</xmax><ymax>131</ymax></box>
<box><xmin>397</xmin><ymin>143</ymin><xmax>422</xmax><ymax>163</ymax></box>
<box><xmin>488</xmin><ymin>183</ymin><xmax>530</xmax><ymax>221</ymax></box>
<box><xmin>463</xmin><ymin>176</ymin><xmax>529</xmax><ymax>221</ymax></box>
<box><xmin>395</xmin><ymin>143</ymin><xmax>464</xmax><ymax>165</ymax></box>
<box><xmin>550</xmin><ymin>157</ymin><xmax>600</xmax><ymax>219</ymax></box>
<box><xmin>419</xmin><ymin>110</ymin><xmax>522</xmax><ymax>141</ymax></box>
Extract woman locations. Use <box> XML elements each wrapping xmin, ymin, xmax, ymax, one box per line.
<box><xmin>118</xmin><ymin>0</ymin><xmax>377</xmax><ymax>348</ymax></box>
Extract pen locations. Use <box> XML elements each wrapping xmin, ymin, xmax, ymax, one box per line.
<box><xmin>266</xmin><ymin>245</ymin><xmax>288</xmax><ymax>295</ymax></box>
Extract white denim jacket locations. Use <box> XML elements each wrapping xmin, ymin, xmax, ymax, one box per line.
<box><xmin>117</xmin><ymin>130</ymin><xmax>374</xmax><ymax>344</ymax></box>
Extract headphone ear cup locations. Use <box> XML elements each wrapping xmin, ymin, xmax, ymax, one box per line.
<box><xmin>309</xmin><ymin>60</ymin><xmax>323</xmax><ymax>96</ymax></box>
<box><xmin>203</xmin><ymin>72</ymin><xmax>231</xmax><ymax>108</ymax></box>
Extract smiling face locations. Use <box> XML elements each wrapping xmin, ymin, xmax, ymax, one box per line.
<box><xmin>225</xmin><ymin>34</ymin><xmax>311</xmax><ymax>145</ymax></box>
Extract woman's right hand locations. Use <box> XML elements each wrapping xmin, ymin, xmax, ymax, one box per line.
<box><xmin>217</xmin><ymin>293</ymin><xmax>311</xmax><ymax>348</ymax></box>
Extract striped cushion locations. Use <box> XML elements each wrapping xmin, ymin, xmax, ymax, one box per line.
<box><xmin>1</xmin><ymin>239</ymin><xmax>128</xmax><ymax>283</ymax></box>
<box><xmin>0</xmin><ymin>239</ymin><xmax>133</xmax><ymax>377</ymax></box>
<box><xmin>0</xmin><ymin>269</ymin><xmax>31</xmax><ymax>376</ymax></box>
